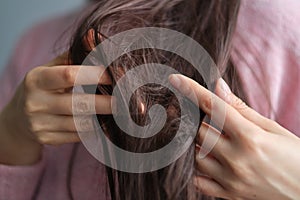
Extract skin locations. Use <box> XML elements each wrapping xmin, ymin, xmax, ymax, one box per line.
<box><xmin>0</xmin><ymin>51</ymin><xmax>299</xmax><ymax>199</ymax></box>
<box><xmin>0</xmin><ymin>53</ymin><xmax>113</xmax><ymax>165</ymax></box>
<box><xmin>169</xmin><ymin>74</ymin><xmax>300</xmax><ymax>200</ymax></box>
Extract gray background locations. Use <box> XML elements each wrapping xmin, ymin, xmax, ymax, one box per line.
<box><xmin>0</xmin><ymin>0</ymin><xmax>85</xmax><ymax>74</ymax></box>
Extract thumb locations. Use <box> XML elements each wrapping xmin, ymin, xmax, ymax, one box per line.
<box><xmin>215</xmin><ymin>78</ymin><xmax>292</xmax><ymax>136</ymax></box>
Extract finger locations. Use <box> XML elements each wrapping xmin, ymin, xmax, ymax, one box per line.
<box><xmin>169</xmin><ymin>74</ymin><xmax>259</xmax><ymax>137</ymax></box>
<box><xmin>193</xmin><ymin>176</ymin><xmax>228</xmax><ymax>199</ymax></box>
<box><xmin>197</xmin><ymin>122</ymin><xmax>229</xmax><ymax>160</ymax></box>
<box><xmin>37</xmin><ymin>132</ymin><xmax>80</xmax><ymax>145</ymax></box>
<box><xmin>215</xmin><ymin>78</ymin><xmax>294</xmax><ymax>137</ymax></box>
<box><xmin>44</xmin><ymin>93</ymin><xmax>113</xmax><ymax>115</ymax></box>
<box><xmin>195</xmin><ymin>148</ymin><xmax>223</xmax><ymax>182</ymax></box>
<box><xmin>36</xmin><ymin>65</ymin><xmax>112</xmax><ymax>90</ymax></box>
<box><xmin>32</xmin><ymin>115</ymin><xmax>95</xmax><ymax>132</ymax></box>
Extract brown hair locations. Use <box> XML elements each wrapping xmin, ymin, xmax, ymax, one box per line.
<box><xmin>69</xmin><ymin>0</ymin><xmax>241</xmax><ymax>199</ymax></box>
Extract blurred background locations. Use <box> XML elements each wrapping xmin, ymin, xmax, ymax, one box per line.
<box><xmin>0</xmin><ymin>0</ymin><xmax>85</xmax><ymax>73</ymax></box>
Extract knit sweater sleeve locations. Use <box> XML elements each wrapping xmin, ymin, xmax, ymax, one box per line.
<box><xmin>0</xmin><ymin>153</ymin><xmax>46</xmax><ymax>200</ymax></box>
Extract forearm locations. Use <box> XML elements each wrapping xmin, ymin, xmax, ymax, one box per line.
<box><xmin>0</xmin><ymin>103</ymin><xmax>42</xmax><ymax>165</ymax></box>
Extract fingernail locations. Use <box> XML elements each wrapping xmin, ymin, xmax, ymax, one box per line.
<box><xmin>168</xmin><ymin>74</ymin><xmax>181</xmax><ymax>89</ymax></box>
<box><xmin>217</xmin><ymin>78</ymin><xmax>232</xmax><ymax>103</ymax></box>
<box><xmin>219</xmin><ymin>78</ymin><xmax>231</xmax><ymax>94</ymax></box>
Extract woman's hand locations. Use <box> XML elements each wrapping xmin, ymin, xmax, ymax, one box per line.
<box><xmin>0</xmin><ymin>53</ymin><xmax>112</xmax><ymax>165</ymax></box>
<box><xmin>169</xmin><ymin>74</ymin><xmax>300</xmax><ymax>200</ymax></box>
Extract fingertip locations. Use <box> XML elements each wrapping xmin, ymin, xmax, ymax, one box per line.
<box><xmin>215</xmin><ymin>78</ymin><xmax>232</xmax><ymax>104</ymax></box>
<box><xmin>169</xmin><ymin>74</ymin><xmax>197</xmax><ymax>100</ymax></box>
<box><xmin>168</xmin><ymin>74</ymin><xmax>182</xmax><ymax>89</ymax></box>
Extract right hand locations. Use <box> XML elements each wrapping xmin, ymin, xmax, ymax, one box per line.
<box><xmin>0</xmin><ymin>53</ymin><xmax>112</xmax><ymax>165</ymax></box>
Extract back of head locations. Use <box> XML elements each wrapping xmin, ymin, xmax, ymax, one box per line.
<box><xmin>69</xmin><ymin>0</ymin><xmax>241</xmax><ymax>199</ymax></box>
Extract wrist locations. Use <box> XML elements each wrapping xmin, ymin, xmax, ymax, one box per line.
<box><xmin>0</xmin><ymin>104</ymin><xmax>42</xmax><ymax>165</ymax></box>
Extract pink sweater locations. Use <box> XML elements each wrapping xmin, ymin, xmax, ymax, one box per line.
<box><xmin>0</xmin><ymin>1</ymin><xmax>299</xmax><ymax>199</ymax></box>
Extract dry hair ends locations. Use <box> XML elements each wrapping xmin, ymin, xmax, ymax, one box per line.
<box><xmin>69</xmin><ymin>0</ymin><xmax>241</xmax><ymax>200</ymax></box>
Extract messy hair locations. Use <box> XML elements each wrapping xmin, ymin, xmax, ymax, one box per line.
<box><xmin>69</xmin><ymin>0</ymin><xmax>241</xmax><ymax>199</ymax></box>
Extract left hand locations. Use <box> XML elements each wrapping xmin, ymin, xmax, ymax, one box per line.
<box><xmin>169</xmin><ymin>74</ymin><xmax>300</xmax><ymax>200</ymax></box>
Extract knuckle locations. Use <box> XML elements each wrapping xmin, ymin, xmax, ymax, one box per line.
<box><xmin>24</xmin><ymin>99</ymin><xmax>37</xmax><ymax>113</ymax></box>
<box><xmin>77</xmin><ymin>102</ymin><xmax>90</xmax><ymax>113</ymax></box>
<box><xmin>231</xmin><ymin>161</ymin><xmax>246</xmax><ymax>179</ymax></box>
<box><xmin>37</xmin><ymin>136</ymin><xmax>51</xmax><ymax>145</ymax></box>
<box><xmin>63</xmin><ymin>67</ymin><xmax>76</xmax><ymax>85</ymax></box>
<box><xmin>24</xmin><ymin>96</ymin><xmax>45</xmax><ymax>114</ymax></box>
<box><xmin>243</xmin><ymin>132</ymin><xmax>264</xmax><ymax>154</ymax></box>
<box><xmin>28</xmin><ymin>122</ymin><xmax>43</xmax><ymax>133</ymax></box>
<box><xmin>24</xmin><ymin>71</ymin><xmax>36</xmax><ymax>90</ymax></box>
<box><xmin>202</xmin><ymin>95</ymin><xmax>212</xmax><ymax>113</ymax></box>
<box><xmin>249</xmin><ymin>132</ymin><xmax>262</xmax><ymax>145</ymax></box>
<box><xmin>74</xmin><ymin>95</ymin><xmax>92</xmax><ymax>114</ymax></box>
<box><xmin>265</xmin><ymin>118</ymin><xmax>279</xmax><ymax>129</ymax></box>
<box><xmin>24</xmin><ymin>96</ymin><xmax>46</xmax><ymax>114</ymax></box>
<box><xmin>226</xmin><ymin>178</ymin><xmax>244</xmax><ymax>193</ymax></box>
<box><xmin>37</xmin><ymin>133</ymin><xmax>60</xmax><ymax>146</ymax></box>
<box><xmin>26</xmin><ymin>116</ymin><xmax>45</xmax><ymax>134</ymax></box>
<box><xmin>227</xmin><ymin>156</ymin><xmax>256</xmax><ymax>190</ymax></box>
<box><xmin>195</xmin><ymin>184</ymin><xmax>206</xmax><ymax>194</ymax></box>
<box><xmin>78</xmin><ymin>116</ymin><xmax>94</xmax><ymax>132</ymax></box>
<box><xmin>232</xmin><ymin>97</ymin><xmax>248</xmax><ymax>111</ymax></box>
<box><xmin>24</xmin><ymin>66</ymin><xmax>45</xmax><ymax>90</ymax></box>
